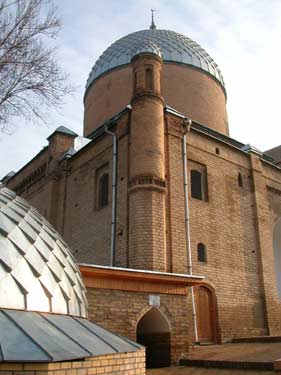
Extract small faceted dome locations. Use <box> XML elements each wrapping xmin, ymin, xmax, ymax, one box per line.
<box><xmin>0</xmin><ymin>184</ymin><xmax>87</xmax><ymax>317</ymax></box>
<box><xmin>86</xmin><ymin>28</ymin><xmax>224</xmax><ymax>92</ymax></box>
<box><xmin>131</xmin><ymin>40</ymin><xmax>162</xmax><ymax>59</ymax></box>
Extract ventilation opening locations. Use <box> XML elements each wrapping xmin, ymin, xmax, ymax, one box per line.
<box><xmin>145</xmin><ymin>67</ymin><xmax>153</xmax><ymax>90</ymax></box>
<box><xmin>238</xmin><ymin>172</ymin><xmax>243</xmax><ymax>187</ymax></box>
<box><xmin>137</xmin><ymin>308</ymin><xmax>171</xmax><ymax>368</ymax></box>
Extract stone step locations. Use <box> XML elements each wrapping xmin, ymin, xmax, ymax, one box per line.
<box><xmin>233</xmin><ymin>336</ymin><xmax>281</xmax><ymax>343</ymax></box>
<box><xmin>180</xmin><ymin>359</ymin><xmax>273</xmax><ymax>371</ymax></box>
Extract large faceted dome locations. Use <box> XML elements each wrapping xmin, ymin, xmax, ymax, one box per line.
<box><xmin>84</xmin><ymin>26</ymin><xmax>228</xmax><ymax>138</ymax></box>
<box><xmin>0</xmin><ymin>184</ymin><xmax>87</xmax><ymax>317</ymax></box>
<box><xmin>85</xmin><ymin>28</ymin><xmax>224</xmax><ymax>92</ymax></box>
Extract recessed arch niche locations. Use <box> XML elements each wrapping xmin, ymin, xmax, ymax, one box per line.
<box><xmin>136</xmin><ymin>307</ymin><xmax>171</xmax><ymax>368</ymax></box>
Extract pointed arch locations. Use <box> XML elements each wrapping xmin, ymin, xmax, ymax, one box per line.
<box><xmin>136</xmin><ymin>307</ymin><xmax>171</xmax><ymax>368</ymax></box>
<box><xmin>136</xmin><ymin>307</ymin><xmax>171</xmax><ymax>333</ymax></box>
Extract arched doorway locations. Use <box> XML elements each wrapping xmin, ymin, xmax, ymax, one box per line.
<box><xmin>273</xmin><ymin>218</ymin><xmax>281</xmax><ymax>298</ymax></box>
<box><xmin>195</xmin><ymin>285</ymin><xmax>216</xmax><ymax>343</ymax></box>
<box><xmin>137</xmin><ymin>308</ymin><xmax>171</xmax><ymax>368</ymax></box>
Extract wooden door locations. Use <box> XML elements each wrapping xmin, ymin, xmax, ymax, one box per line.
<box><xmin>195</xmin><ymin>286</ymin><xmax>215</xmax><ymax>343</ymax></box>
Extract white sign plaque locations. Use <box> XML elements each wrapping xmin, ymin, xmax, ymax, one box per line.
<box><xmin>149</xmin><ymin>294</ymin><xmax>160</xmax><ymax>307</ymax></box>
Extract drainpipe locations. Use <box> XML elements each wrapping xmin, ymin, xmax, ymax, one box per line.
<box><xmin>182</xmin><ymin>117</ymin><xmax>199</xmax><ymax>343</ymax></box>
<box><xmin>104</xmin><ymin>124</ymin><xmax>117</xmax><ymax>267</ymax></box>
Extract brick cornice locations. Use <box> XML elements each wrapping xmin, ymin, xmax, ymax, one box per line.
<box><xmin>79</xmin><ymin>265</ymin><xmax>203</xmax><ymax>295</ymax></box>
<box><xmin>128</xmin><ymin>175</ymin><xmax>166</xmax><ymax>194</ymax></box>
<box><xmin>165</xmin><ymin>115</ymin><xmax>186</xmax><ymax>138</ymax></box>
<box><xmin>131</xmin><ymin>91</ymin><xmax>164</xmax><ymax>106</ymax></box>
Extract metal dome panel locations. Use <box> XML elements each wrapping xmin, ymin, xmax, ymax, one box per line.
<box><xmin>0</xmin><ymin>183</ymin><xmax>88</xmax><ymax>317</ymax></box>
<box><xmin>131</xmin><ymin>40</ymin><xmax>162</xmax><ymax>59</ymax></box>
<box><xmin>86</xmin><ymin>29</ymin><xmax>225</xmax><ymax>91</ymax></box>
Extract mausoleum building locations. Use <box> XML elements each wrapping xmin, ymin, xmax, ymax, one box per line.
<box><xmin>4</xmin><ymin>21</ymin><xmax>281</xmax><ymax>367</ymax></box>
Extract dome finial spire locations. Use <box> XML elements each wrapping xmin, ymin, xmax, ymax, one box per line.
<box><xmin>150</xmin><ymin>9</ymin><xmax>156</xmax><ymax>30</ymax></box>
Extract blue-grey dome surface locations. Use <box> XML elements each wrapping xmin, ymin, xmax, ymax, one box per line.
<box><xmin>131</xmin><ymin>40</ymin><xmax>162</xmax><ymax>59</ymax></box>
<box><xmin>0</xmin><ymin>183</ymin><xmax>87</xmax><ymax>317</ymax></box>
<box><xmin>86</xmin><ymin>29</ymin><xmax>224</xmax><ymax>92</ymax></box>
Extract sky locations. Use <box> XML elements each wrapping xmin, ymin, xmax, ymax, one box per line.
<box><xmin>1</xmin><ymin>0</ymin><xmax>281</xmax><ymax>177</ymax></box>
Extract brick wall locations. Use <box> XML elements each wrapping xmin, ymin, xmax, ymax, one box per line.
<box><xmin>128</xmin><ymin>188</ymin><xmax>166</xmax><ymax>271</ymax></box>
<box><xmin>249</xmin><ymin>157</ymin><xmax>281</xmax><ymax>336</ymax></box>
<box><xmin>188</xmin><ymin>135</ymin><xmax>268</xmax><ymax>339</ymax></box>
<box><xmin>84</xmin><ymin>63</ymin><xmax>228</xmax><ymax>136</ymax></box>
<box><xmin>6</xmin><ymin>94</ymin><xmax>281</xmax><ymax>344</ymax></box>
<box><xmin>62</xmin><ymin>143</ymin><xmax>112</xmax><ymax>264</ymax></box>
<box><xmin>0</xmin><ymin>351</ymin><xmax>145</xmax><ymax>375</ymax></box>
<box><xmin>84</xmin><ymin>67</ymin><xmax>133</xmax><ymax>137</ymax></box>
<box><xmin>87</xmin><ymin>287</ymin><xmax>191</xmax><ymax>365</ymax></box>
<box><xmin>7</xmin><ymin>147</ymin><xmax>50</xmax><ymax>220</ymax></box>
<box><xmin>166</xmin><ymin>117</ymin><xmax>269</xmax><ymax>340</ymax></box>
<box><xmin>114</xmin><ymin>133</ymin><xmax>129</xmax><ymax>267</ymax></box>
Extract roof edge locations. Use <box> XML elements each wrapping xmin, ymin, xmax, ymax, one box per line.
<box><xmin>79</xmin><ymin>263</ymin><xmax>204</xmax><ymax>281</ymax></box>
<box><xmin>1</xmin><ymin>146</ymin><xmax>48</xmax><ymax>184</ymax></box>
<box><xmin>47</xmin><ymin>126</ymin><xmax>78</xmax><ymax>141</ymax></box>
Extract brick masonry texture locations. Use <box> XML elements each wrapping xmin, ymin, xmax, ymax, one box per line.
<box><xmin>0</xmin><ymin>350</ymin><xmax>145</xmax><ymax>375</ymax></box>
<box><xmin>6</xmin><ymin>49</ymin><xmax>281</xmax><ymax>359</ymax></box>
<box><xmin>7</xmin><ymin>108</ymin><xmax>281</xmax><ymax>343</ymax></box>
<box><xmin>84</xmin><ymin>64</ymin><xmax>228</xmax><ymax>136</ymax></box>
<box><xmin>87</xmin><ymin>288</ymin><xmax>191</xmax><ymax>365</ymax></box>
<box><xmin>128</xmin><ymin>54</ymin><xmax>166</xmax><ymax>271</ymax></box>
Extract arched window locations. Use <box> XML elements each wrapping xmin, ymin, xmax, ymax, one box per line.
<box><xmin>197</xmin><ymin>243</ymin><xmax>207</xmax><ymax>262</ymax></box>
<box><xmin>145</xmin><ymin>67</ymin><xmax>153</xmax><ymax>90</ymax></box>
<box><xmin>99</xmin><ymin>173</ymin><xmax>109</xmax><ymax>208</ymax></box>
<box><xmin>191</xmin><ymin>170</ymin><xmax>203</xmax><ymax>200</ymax></box>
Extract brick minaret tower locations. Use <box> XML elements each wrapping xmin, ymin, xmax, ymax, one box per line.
<box><xmin>128</xmin><ymin>42</ymin><xmax>166</xmax><ymax>271</ymax></box>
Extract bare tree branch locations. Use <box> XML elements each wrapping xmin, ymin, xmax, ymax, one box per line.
<box><xmin>0</xmin><ymin>0</ymin><xmax>72</xmax><ymax>132</ymax></box>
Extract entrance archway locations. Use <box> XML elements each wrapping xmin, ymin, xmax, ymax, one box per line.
<box><xmin>195</xmin><ymin>285</ymin><xmax>216</xmax><ymax>343</ymax></box>
<box><xmin>136</xmin><ymin>308</ymin><xmax>171</xmax><ymax>368</ymax></box>
<box><xmin>273</xmin><ymin>218</ymin><xmax>281</xmax><ymax>298</ymax></box>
